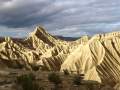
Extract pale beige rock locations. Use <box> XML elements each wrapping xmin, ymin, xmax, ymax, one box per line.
<box><xmin>114</xmin><ymin>83</ymin><xmax>120</xmax><ymax>90</ymax></box>
<box><xmin>61</xmin><ymin>32</ymin><xmax>120</xmax><ymax>84</ymax></box>
<box><xmin>0</xmin><ymin>26</ymin><xmax>75</xmax><ymax>70</ymax></box>
<box><xmin>1</xmin><ymin>26</ymin><xmax>120</xmax><ymax>86</ymax></box>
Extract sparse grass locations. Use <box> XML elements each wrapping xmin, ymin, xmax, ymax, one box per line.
<box><xmin>73</xmin><ymin>75</ymin><xmax>84</xmax><ymax>85</ymax></box>
<box><xmin>1</xmin><ymin>69</ymin><xmax>101</xmax><ymax>90</ymax></box>
<box><xmin>16</xmin><ymin>73</ymin><xmax>39</xmax><ymax>90</ymax></box>
<box><xmin>48</xmin><ymin>72</ymin><xmax>62</xmax><ymax>85</ymax></box>
<box><xmin>48</xmin><ymin>72</ymin><xmax>63</xmax><ymax>90</ymax></box>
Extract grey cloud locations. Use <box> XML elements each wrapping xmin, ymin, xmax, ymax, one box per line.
<box><xmin>0</xmin><ymin>0</ymin><xmax>120</xmax><ymax>37</ymax></box>
<box><xmin>0</xmin><ymin>0</ymin><xmax>56</xmax><ymax>27</ymax></box>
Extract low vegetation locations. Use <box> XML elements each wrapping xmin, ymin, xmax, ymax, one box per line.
<box><xmin>48</xmin><ymin>72</ymin><xmax>62</xmax><ymax>85</ymax></box>
<box><xmin>16</xmin><ymin>73</ymin><xmax>39</xmax><ymax>90</ymax></box>
<box><xmin>13</xmin><ymin>71</ymin><xmax>101</xmax><ymax>90</ymax></box>
<box><xmin>73</xmin><ymin>74</ymin><xmax>84</xmax><ymax>85</ymax></box>
<box><xmin>63</xmin><ymin>69</ymin><xmax>70</xmax><ymax>75</ymax></box>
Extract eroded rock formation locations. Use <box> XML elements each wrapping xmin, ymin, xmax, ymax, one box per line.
<box><xmin>0</xmin><ymin>26</ymin><xmax>120</xmax><ymax>86</ymax></box>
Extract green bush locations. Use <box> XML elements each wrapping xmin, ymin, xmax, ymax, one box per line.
<box><xmin>73</xmin><ymin>75</ymin><xmax>84</xmax><ymax>85</ymax></box>
<box><xmin>48</xmin><ymin>72</ymin><xmax>62</xmax><ymax>85</ymax></box>
<box><xmin>16</xmin><ymin>73</ymin><xmax>39</xmax><ymax>90</ymax></box>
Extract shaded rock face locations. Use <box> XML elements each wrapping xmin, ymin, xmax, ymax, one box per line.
<box><xmin>0</xmin><ymin>26</ymin><xmax>120</xmax><ymax>85</ymax></box>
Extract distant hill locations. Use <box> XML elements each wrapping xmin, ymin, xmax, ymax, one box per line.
<box><xmin>0</xmin><ymin>36</ymin><xmax>79</xmax><ymax>42</ymax></box>
<box><xmin>56</xmin><ymin>36</ymin><xmax>79</xmax><ymax>41</ymax></box>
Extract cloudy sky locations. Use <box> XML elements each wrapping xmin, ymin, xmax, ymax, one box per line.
<box><xmin>0</xmin><ymin>0</ymin><xmax>120</xmax><ymax>37</ymax></box>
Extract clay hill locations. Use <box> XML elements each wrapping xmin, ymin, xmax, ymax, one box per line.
<box><xmin>1</xmin><ymin>26</ymin><xmax>120</xmax><ymax>86</ymax></box>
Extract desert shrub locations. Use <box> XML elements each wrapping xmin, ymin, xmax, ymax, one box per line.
<box><xmin>48</xmin><ymin>72</ymin><xmax>62</xmax><ymax>85</ymax></box>
<box><xmin>73</xmin><ymin>75</ymin><xmax>84</xmax><ymax>85</ymax></box>
<box><xmin>63</xmin><ymin>69</ymin><xmax>70</xmax><ymax>75</ymax></box>
<box><xmin>31</xmin><ymin>64</ymin><xmax>39</xmax><ymax>71</ymax></box>
<box><xmin>16</xmin><ymin>73</ymin><xmax>39</xmax><ymax>90</ymax></box>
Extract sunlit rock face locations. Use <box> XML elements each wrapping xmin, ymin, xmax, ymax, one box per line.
<box><xmin>0</xmin><ymin>26</ymin><xmax>76</xmax><ymax>70</ymax></box>
<box><xmin>61</xmin><ymin>32</ymin><xmax>120</xmax><ymax>84</ymax></box>
<box><xmin>1</xmin><ymin>26</ymin><xmax>120</xmax><ymax>85</ymax></box>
